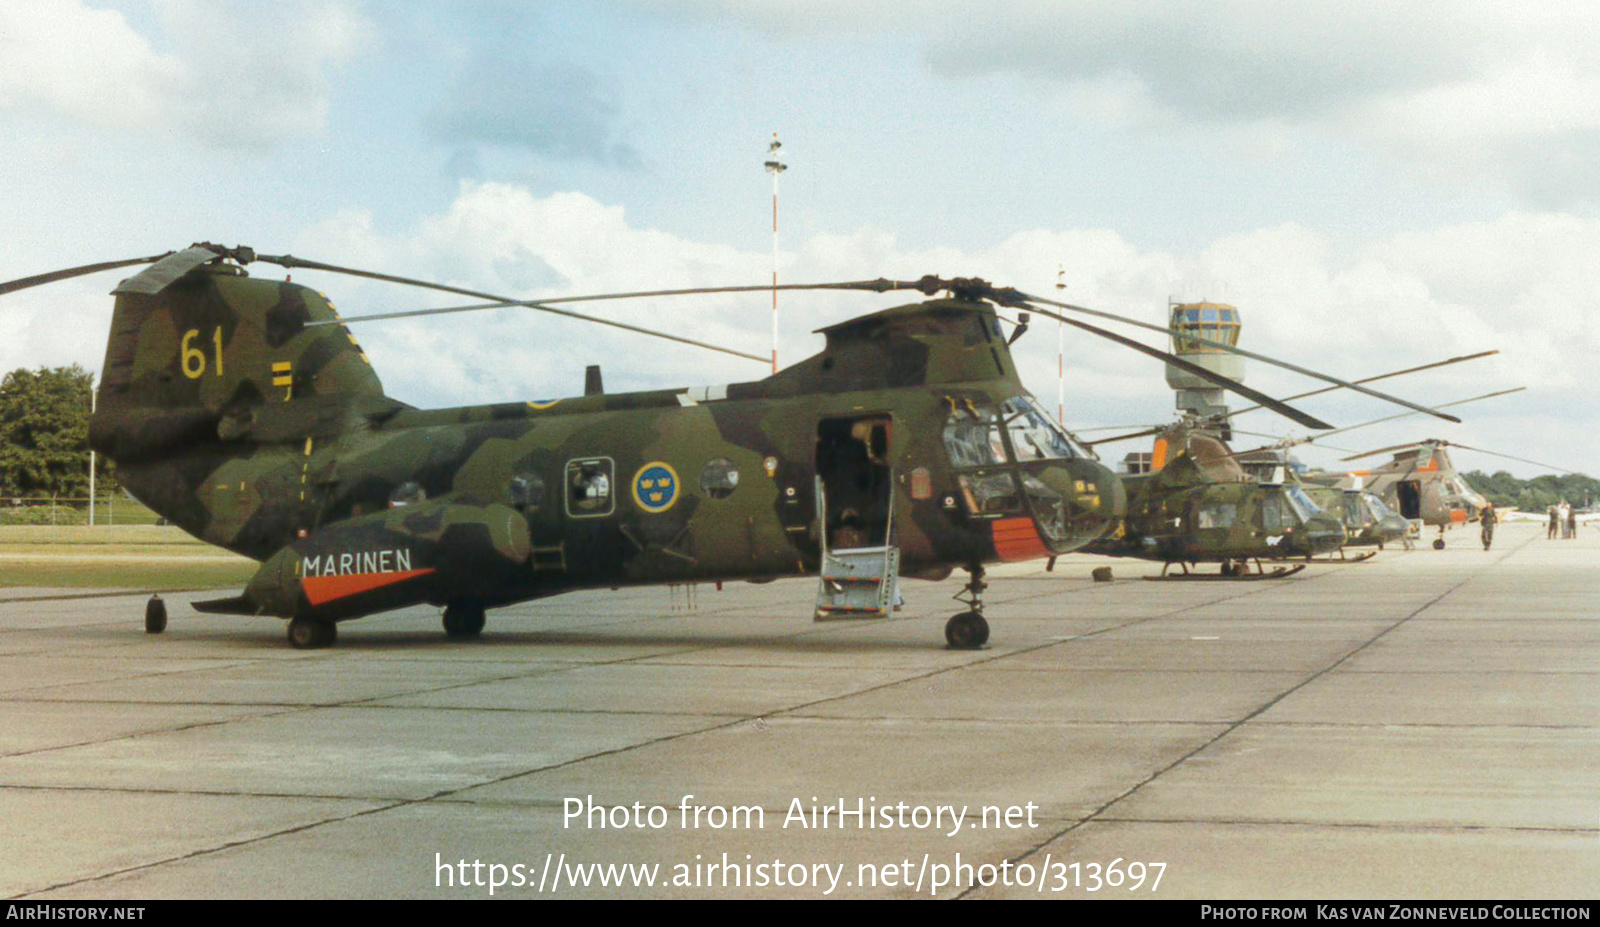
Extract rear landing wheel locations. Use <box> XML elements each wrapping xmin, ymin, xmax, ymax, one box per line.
<box><xmin>1433</xmin><ymin>538</ymin><xmax>1446</xmax><ymax>550</ymax></box>
<box><xmin>144</xmin><ymin>595</ymin><xmax>167</xmax><ymax>634</ymax></box>
<box><xmin>443</xmin><ymin>602</ymin><xmax>487</xmax><ymax>639</ymax></box>
<box><xmin>287</xmin><ymin>617</ymin><xmax>336</xmax><ymax>649</ymax></box>
<box><xmin>945</xmin><ymin>611</ymin><xmax>989</xmax><ymax>649</ymax></box>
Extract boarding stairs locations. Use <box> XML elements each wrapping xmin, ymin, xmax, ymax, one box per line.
<box><xmin>813</xmin><ymin>476</ymin><xmax>901</xmax><ymax>621</ymax></box>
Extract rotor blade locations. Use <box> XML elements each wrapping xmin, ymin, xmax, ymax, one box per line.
<box><xmin>1082</xmin><ymin>426</ymin><xmax>1166</xmax><ymax>448</ymax></box>
<box><xmin>1054</xmin><ymin>313</ymin><xmax>1333</xmax><ymax>430</ymax></box>
<box><xmin>256</xmin><ymin>255</ymin><xmax>771</xmax><ymax>364</ymax></box>
<box><xmin>324</xmin><ymin>297</ymin><xmax>769</xmax><ymax>364</ymax></box>
<box><xmin>1341</xmin><ymin>442</ymin><xmax>1430</xmax><ymax>462</ymax></box>
<box><xmin>1440</xmin><ymin>443</ymin><xmax>1575</xmax><ymax>473</ymax></box>
<box><xmin>1073</xmin><ymin>423</ymin><xmax>1169</xmax><ymax>434</ymax></box>
<box><xmin>1222</xmin><ymin>350</ymin><xmax>1499</xmax><ymax>420</ymax></box>
<box><xmin>258</xmin><ymin>256</ymin><xmax>913</xmax><ymax>307</ymax></box>
<box><xmin>1309</xmin><ymin>388</ymin><xmax>1525</xmax><ymax>445</ymax></box>
<box><xmin>111</xmin><ymin>246</ymin><xmax>231</xmax><ymax>296</ymax></box>
<box><xmin>1016</xmin><ymin>292</ymin><xmax>1462</xmax><ymax>424</ymax></box>
<box><xmin>1261</xmin><ymin>387</ymin><xmax>1528</xmax><ymax>459</ymax></box>
<box><xmin>0</xmin><ymin>253</ymin><xmax>172</xmax><ymax>297</ymax></box>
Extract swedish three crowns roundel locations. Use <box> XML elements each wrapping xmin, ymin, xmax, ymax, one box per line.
<box><xmin>632</xmin><ymin>462</ymin><xmax>680</xmax><ymax>513</ymax></box>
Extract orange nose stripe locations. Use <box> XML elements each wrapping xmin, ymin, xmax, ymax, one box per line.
<box><xmin>992</xmin><ymin>517</ymin><xmax>1048</xmax><ymax>562</ymax></box>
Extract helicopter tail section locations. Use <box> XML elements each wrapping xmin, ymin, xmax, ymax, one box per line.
<box><xmin>92</xmin><ymin>265</ymin><xmax>386</xmax><ymax>458</ymax></box>
<box><xmin>88</xmin><ymin>264</ymin><xmax>399</xmax><ymax>554</ymax></box>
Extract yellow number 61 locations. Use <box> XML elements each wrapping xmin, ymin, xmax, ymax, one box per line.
<box><xmin>181</xmin><ymin>328</ymin><xmax>224</xmax><ymax>379</ymax></box>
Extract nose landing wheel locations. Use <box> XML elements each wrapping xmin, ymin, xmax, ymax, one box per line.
<box><xmin>945</xmin><ymin>566</ymin><xmax>990</xmax><ymax>649</ymax></box>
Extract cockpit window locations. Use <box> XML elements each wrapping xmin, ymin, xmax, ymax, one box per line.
<box><xmin>943</xmin><ymin>405</ymin><xmax>1007</xmax><ymax>468</ymax></box>
<box><xmin>1261</xmin><ymin>492</ymin><xmax>1302</xmax><ymax>532</ymax></box>
<box><xmin>1000</xmin><ymin>396</ymin><xmax>1078</xmax><ymax>461</ymax></box>
<box><xmin>1285</xmin><ymin>486</ymin><xmax>1321</xmax><ymax>523</ymax></box>
<box><xmin>958</xmin><ymin>471</ymin><xmax>1022</xmax><ymax>515</ymax></box>
<box><xmin>943</xmin><ymin>395</ymin><xmax>1084</xmax><ymax>469</ymax></box>
<box><xmin>1022</xmin><ymin>474</ymin><xmax>1068</xmax><ymax>542</ymax></box>
<box><xmin>1363</xmin><ymin>491</ymin><xmax>1398</xmax><ymax>520</ymax></box>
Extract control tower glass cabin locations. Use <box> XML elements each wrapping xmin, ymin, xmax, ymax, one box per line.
<box><xmin>1163</xmin><ymin>301</ymin><xmax>1244</xmax><ymax>428</ymax></box>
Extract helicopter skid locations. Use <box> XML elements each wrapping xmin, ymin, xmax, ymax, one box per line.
<box><xmin>1317</xmin><ymin>550</ymin><xmax>1379</xmax><ymax>563</ymax></box>
<box><xmin>1143</xmin><ymin>563</ymin><xmax>1307</xmax><ymax>581</ymax></box>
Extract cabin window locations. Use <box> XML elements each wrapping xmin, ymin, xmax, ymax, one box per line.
<box><xmin>700</xmin><ymin>458</ymin><xmax>740</xmax><ymax>499</ymax></box>
<box><xmin>565</xmin><ymin>458</ymin><xmax>615</xmax><ymax>516</ymax></box>
<box><xmin>1197</xmin><ymin>502</ymin><xmax>1237</xmax><ymax>529</ymax></box>
<box><xmin>509</xmin><ymin>473</ymin><xmax>545</xmax><ymax>511</ymax></box>
<box><xmin>388</xmin><ymin>481</ymin><xmax>425</xmax><ymax>508</ymax></box>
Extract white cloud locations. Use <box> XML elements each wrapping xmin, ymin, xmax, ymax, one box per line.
<box><xmin>270</xmin><ymin>183</ymin><xmax>1592</xmax><ymax>476</ymax></box>
<box><xmin>0</xmin><ymin>0</ymin><xmax>374</xmax><ymax>150</ymax></box>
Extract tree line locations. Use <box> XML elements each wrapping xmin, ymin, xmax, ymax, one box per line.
<box><xmin>0</xmin><ymin>365</ymin><xmax>116</xmax><ymax>499</ymax></box>
<box><xmin>1463</xmin><ymin>470</ymin><xmax>1598</xmax><ymax>511</ymax></box>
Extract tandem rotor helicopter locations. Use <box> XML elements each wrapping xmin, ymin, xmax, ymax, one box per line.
<box><xmin>0</xmin><ymin>243</ymin><xmax>1463</xmax><ymax>648</ymax></box>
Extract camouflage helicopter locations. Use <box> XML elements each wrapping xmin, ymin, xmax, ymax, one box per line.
<box><xmin>1</xmin><ymin>244</ymin><xmax>1462</xmax><ymax>647</ymax></box>
<box><xmin>1240</xmin><ymin>385</ymin><xmax>1530</xmax><ymax>550</ymax></box>
<box><xmin>1237</xmin><ymin>388</ymin><xmax>1523</xmax><ymax>553</ymax></box>
<box><xmin>1083</xmin><ymin>426</ymin><xmax>1345</xmax><ymax>578</ymax></box>
<box><xmin>1067</xmin><ymin>329</ymin><xmax>1494</xmax><ymax>578</ymax></box>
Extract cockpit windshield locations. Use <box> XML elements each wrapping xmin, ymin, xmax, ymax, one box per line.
<box><xmin>1000</xmin><ymin>396</ymin><xmax>1079</xmax><ymax>461</ymax></box>
<box><xmin>1363</xmin><ymin>491</ymin><xmax>1398</xmax><ymax>521</ymax></box>
<box><xmin>942</xmin><ymin>395</ymin><xmax>1082</xmax><ymax>469</ymax></box>
<box><xmin>1284</xmin><ymin>485</ymin><xmax>1321</xmax><ymax>523</ymax></box>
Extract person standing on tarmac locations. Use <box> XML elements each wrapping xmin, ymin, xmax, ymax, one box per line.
<box><xmin>1480</xmin><ymin>503</ymin><xmax>1495</xmax><ymax>551</ymax></box>
<box><xmin>1568</xmin><ymin>505</ymin><xmax>1579</xmax><ymax>539</ymax></box>
<box><xmin>1548</xmin><ymin>505</ymin><xmax>1560</xmax><ymax>539</ymax></box>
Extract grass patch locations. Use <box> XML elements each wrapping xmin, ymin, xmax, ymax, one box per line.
<box><xmin>0</xmin><ymin>525</ymin><xmax>255</xmax><ymax>589</ymax></box>
<box><xmin>0</xmin><ymin>558</ymin><xmax>255</xmax><ymax>591</ymax></box>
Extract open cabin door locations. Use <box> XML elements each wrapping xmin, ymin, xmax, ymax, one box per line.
<box><xmin>814</xmin><ymin>415</ymin><xmax>900</xmax><ymax>620</ymax></box>
<box><xmin>816</xmin><ymin>415</ymin><xmax>893</xmax><ymax>548</ymax></box>
<box><xmin>1396</xmin><ymin>480</ymin><xmax>1422</xmax><ymax>519</ymax></box>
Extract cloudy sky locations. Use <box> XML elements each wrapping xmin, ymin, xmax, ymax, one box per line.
<box><xmin>3</xmin><ymin>1</ymin><xmax>1597</xmax><ymax>478</ymax></box>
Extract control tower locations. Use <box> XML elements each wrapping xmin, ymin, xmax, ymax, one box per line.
<box><xmin>1164</xmin><ymin>301</ymin><xmax>1243</xmax><ymax>425</ymax></box>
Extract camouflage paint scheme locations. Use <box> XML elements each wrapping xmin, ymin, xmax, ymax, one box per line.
<box><xmin>1085</xmin><ymin>430</ymin><xmax>1345</xmax><ymax>566</ymax></box>
<box><xmin>1303</xmin><ymin>485</ymin><xmax>1409</xmax><ymax>548</ymax></box>
<box><xmin>89</xmin><ymin>264</ymin><xmax>1123</xmax><ymax>628</ymax></box>
<box><xmin>1310</xmin><ymin>444</ymin><xmax>1487</xmax><ymax>530</ymax></box>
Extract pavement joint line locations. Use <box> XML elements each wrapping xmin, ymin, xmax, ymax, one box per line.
<box><xmin>0</xmin><ymin>658</ymin><xmax>270</xmax><ymax>698</ymax></box>
<box><xmin>0</xmin><ymin>702</ymin><xmax>323</xmax><ymax>759</ymax></box>
<box><xmin>0</xmin><ymin>782</ymin><xmax>410</xmax><ymax>803</ymax></box>
<box><xmin>11</xmin><ymin>796</ymin><xmax>415</xmax><ymax>900</ymax></box>
<box><xmin>1086</xmin><ymin>816</ymin><xmax>1600</xmax><ymax>836</ymax></box>
<box><xmin>952</xmin><ymin>528</ymin><xmax>1544</xmax><ymax>899</ymax></box>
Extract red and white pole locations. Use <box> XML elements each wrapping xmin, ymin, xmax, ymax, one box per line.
<box><xmin>1056</xmin><ymin>265</ymin><xmax>1067</xmax><ymax>426</ymax></box>
<box><xmin>764</xmin><ymin>134</ymin><xmax>787</xmax><ymax>374</ymax></box>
